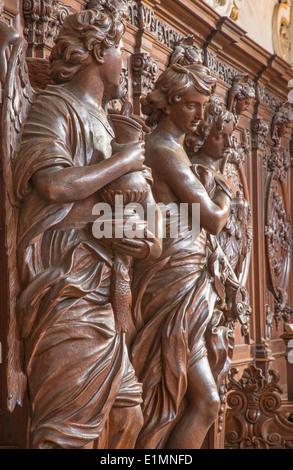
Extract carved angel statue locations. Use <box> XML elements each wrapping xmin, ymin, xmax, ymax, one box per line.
<box><xmin>185</xmin><ymin>92</ymin><xmax>252</xmax><ymax>431</ymax></box>
<box><xmin>185</xmin><ymin>92</ymin><xmax>253</xmax><ymax>284</ymax></box>
<box><xmin>129</xmin><ymin>63</ymin><xmax>250</xmax><ymax>450</ymax></box>
<box><xmin>0</xmin><ymin>1</ymin><xmax>163</xmax><ymax>449</ymax></box>
<box><xmin>168</xmin><ymin>42</ymin><xmax>254</xmax><ymax>286</ymax></box>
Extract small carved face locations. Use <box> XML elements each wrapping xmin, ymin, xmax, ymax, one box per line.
<box><xmin>236</xmin><ymin>97</ymin><xmax>254</xmax><ymax>116</ymax></box>
<box><xmin>203</xmin><ymin>121</ymin><xmax>234</xmax><ymax>160</ymax></box>
<box><xmin>165</xmin><ymin>86</ymin><xmax>210</xmax><ymax>134</ymax></box>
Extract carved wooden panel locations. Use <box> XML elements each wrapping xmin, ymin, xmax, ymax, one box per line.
<box><xmin>0</xmin><ymin>0</ymin><xmax>292</xmax><ymax>450</ymax></box>
<box><xmin>225</xmin><ymin>364</ymin><xmax>293</xmax><ymax>449</ymax></box>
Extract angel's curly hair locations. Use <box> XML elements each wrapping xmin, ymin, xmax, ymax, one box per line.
<box><xmin>185</xmin><ymin>94</ymin><xmax>236</xmax><ymax>152</ymax></box>
<box><xmin>141</xmin><ymin>63</ymin><xmax>217</xmax><ymax>127</ymax></box>
<box><xmin>49</xmin><ymin>2</ymin><xmax>128</xmax><ymax>84</ymax></box>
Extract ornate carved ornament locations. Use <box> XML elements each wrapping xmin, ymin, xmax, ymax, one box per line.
<box><xmin>169</xmin><ymin>35</ymin><xmax>204</xmax><ymax>66</ymax></box>
<box><xmin>23</xmin><ymin>0</ymin><xmax>71</xmax><ymax>57</ymax></box>
<box><xmin>272</xmin><ymin>0</ymin><xmax>293</xmax><ymax>63</ymax></box>
<box><xmin>266</xmin><ymin>288</ymin><xmax>292</xmax><ymax>332</ymax></box>
<box><xmin>256</xmin><ymin>83</ymin><xmax>282</xmax><ymax>114</ymax></box>
<box><xmin>265</xmin><ymin>176</ymin><xmax>292</xmax><ymax>300</ymax></box>
<box><xmin>127</xmin><ymin>0</ymin><xmax>182</xmax><ymax>49</ymax></box>
<box><xmin>131</xmin><ymin>53</ymin><xmax>159</xmax><ymax>97</ymax></box>
<box><xmin>204</xmin><ymin>49</ymin><xmax>238</xmax><ymax>86</ymax></box>
<box><xmin>251</xmin><ymin>118</ymin><xmax>269</xmax><ymax>152</ymax></box>
<box><xmin>271</xmin><ymin>102</ymin><xmax>293</xmax><ymax>148</ymax></box>
<box><xmin>225</xmin><ymin>365</ymin><xmax>293</xmax><ymax>449</ymax></box>
<box><xmin>267</xmin><ymin>147</ymin><xmax>291</xmax><ymax>182</ymax></box>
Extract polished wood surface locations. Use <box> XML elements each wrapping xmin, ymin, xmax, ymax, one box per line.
<box><xmin>0</xmin><ymin>0</ymin><xmax>292</xmax><ymax>449</ymax></box>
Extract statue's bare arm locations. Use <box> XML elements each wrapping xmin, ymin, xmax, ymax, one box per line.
<box><xmin>151</xmin><ymin>145</ymin><xmax>230</xmax><ymax>235</ymax></box>
<box><xmin>32</xmin><ymin>141</ymin><xmax>145</xmax><ymax>203</ymax></box>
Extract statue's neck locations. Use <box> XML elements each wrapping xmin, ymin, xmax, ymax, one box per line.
<box><xmin>154</xmin><ymin>116</ymin><xmax>186</xmax><ymax>147</ymax></box>
<box><xmin>62</xmin><ymin>67</ymin><xmax>104</xmax><ymax>112</ymax></box>
<box><xmin>191</xmin><ymin>149</ymin><xmax>219</xmax><ymax>171</ymax></box>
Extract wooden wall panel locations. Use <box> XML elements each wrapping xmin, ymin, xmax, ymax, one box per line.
<box><xmin>0</xmin><ymin>0</ymin><xmax>292</xmax><ymax>449</ymax></box>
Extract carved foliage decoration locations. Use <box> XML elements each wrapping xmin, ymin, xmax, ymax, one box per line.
<box><xmin>225</xmin><ymin>365</ymin><xmax>293</xmax><ymax>449</ymax></box>
<box><xmin>23</xmin><ymin>0</ymin><xmax>71</xmax><ymax>57</ymax></box>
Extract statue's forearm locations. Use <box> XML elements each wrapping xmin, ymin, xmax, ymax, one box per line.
<box><xmin>32</xmin><ymin>154</ymin><xmax>131</xmax><ymax>203</ymax></box>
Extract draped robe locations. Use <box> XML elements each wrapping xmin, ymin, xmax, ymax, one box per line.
<box><xmin>130</xmin><ymin>165</ymin><xmax>234</xmax><ymax>449</ymax></box>
<box><xmin>14</xmin><ymin>85</ymin><xmax>142</xmax><ymax>449</ymax></box>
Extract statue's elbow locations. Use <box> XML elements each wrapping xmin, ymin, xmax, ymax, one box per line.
<box><xmin>206</xmin><ymin>214</ymin><xmax>228</xmax><ymax>236</ymax></box>
<box><xmin>35</xmin><ymin>180</ymin><xmax>64</xmax><ymax>203</ymax></box>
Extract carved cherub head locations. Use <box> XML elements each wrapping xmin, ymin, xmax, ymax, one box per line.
<box><xmin>185</xmin><ymin>94</ymin><xmax>236</xmax><ymax>160</ymax></box>
<box><xmin>141</xmin><ymin>63</ymin><xmax>216</xmax><ymax>128</ymax></box>
<box><xmin>271</xmin><ymin>101</ymin><xmax>293</xmax><ymax>147</ymax></box>
<box><xmin>227</xmin><ymin>74</ymin><xmax>255</xmax><ymax>117</ymax></box>
<box><xmin>49</xmin><ymin>2</ymin><xmax>128</xmax><ymax>84</ymax></box>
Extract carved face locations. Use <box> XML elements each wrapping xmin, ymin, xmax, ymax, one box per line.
<box><xmin>166</xmin><ymin>86</ymin><xmax>210</xmax><ymax>134</ymax></box>
<box><xmin>100</xmin><ymin>40</ymin><xmax>123</xmax><ymax>100</ymax></box>
<box><xmin>236</xmin><ymin>97</ymin><xmax>254</xmax><ymax>116</ymax></box>
<box><xmin>203</xmin><ymin>121</ymin><xmax>234</xmax><ymax>160</ymax></box>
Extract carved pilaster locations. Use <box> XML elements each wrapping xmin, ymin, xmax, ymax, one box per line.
<box><xmin>23</xmin><ymin>0</ymin><xmax>71</xmax><ymax>58</ymax></box>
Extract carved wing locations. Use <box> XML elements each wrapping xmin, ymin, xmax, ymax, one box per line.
<box><xmin>0</xmin><ymin>20</ymin><xmax>35</xmax><ymax>412</ymax></box>
<box><xmin>217</xmin><ymin>194</ymin><xmax>252</xmax><ymax>283</ymax></box>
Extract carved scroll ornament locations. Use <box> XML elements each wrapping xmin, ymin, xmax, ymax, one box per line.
<box><xmin>225</xmin><ymin>365</ymin><xmax>293</xmax><ymax>449</ymax></box>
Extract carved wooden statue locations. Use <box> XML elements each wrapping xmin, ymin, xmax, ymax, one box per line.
<box><xmin>130</xmin><ymin>64</ymin><xmax>250</xmax><ymax>449</ymax></box>
<box><xmin>1</xmin><ymin>2</ymin><xmax>253</xmax><ymax>450</ymax></box>
<box><xmin>0</xmin><ymin>1</ymin><xmax>163</xmax><ymax>449</ymax></box>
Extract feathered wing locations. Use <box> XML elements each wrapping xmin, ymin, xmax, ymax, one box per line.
<box><xmin>0</xmin><ymin>20</ymin><xmax>35</xmax><ymax>412</ymax></box>
<box><xmin>217</xmin><ymin>194</ymin><xmax>252</xmax><ymax>283</ymax></box>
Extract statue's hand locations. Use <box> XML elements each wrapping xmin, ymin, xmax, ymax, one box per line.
<box><xmin>112</xmin><ymin>238</ymin><xmax>150</xmax><ymax>259</ymax></box>
<box><xmin>111</xmin><ymin>140</ymin><xmax>145</xmax><ymax>173</ymax></box>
